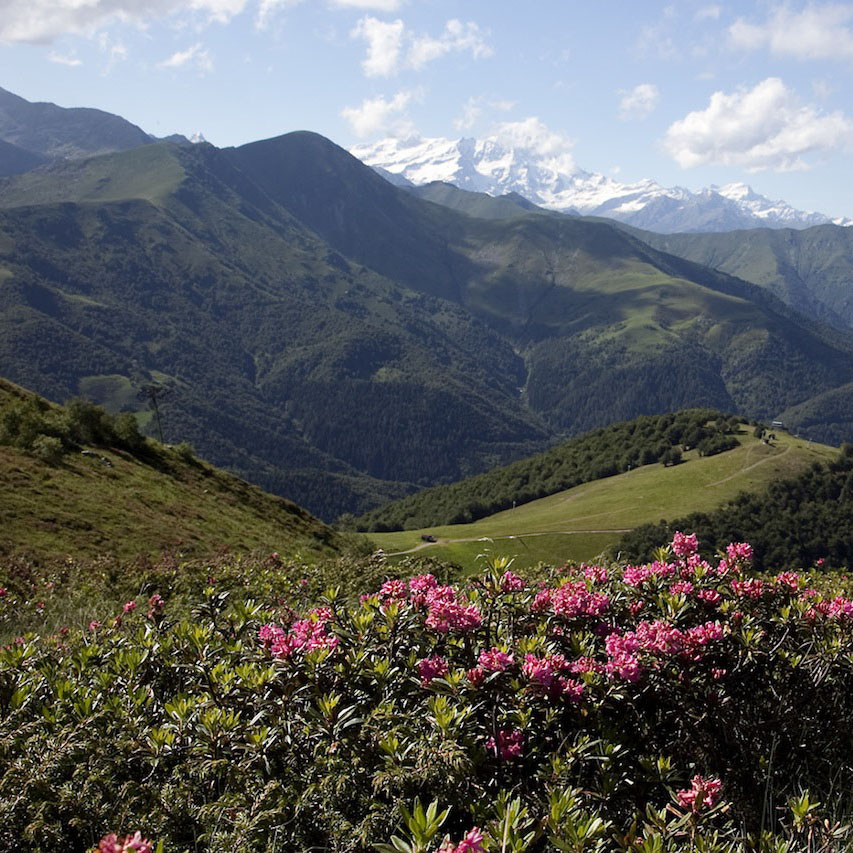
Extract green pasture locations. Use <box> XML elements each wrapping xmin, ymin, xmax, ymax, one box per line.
<box><xmin>368</xmin><ymin>432</ymin><xmax>837</xmax><ymax>572</ymax></box>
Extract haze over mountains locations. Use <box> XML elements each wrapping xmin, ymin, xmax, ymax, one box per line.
<box><xmin>2</xmin><ymin>87</ymin><xmax>853</xmax><ymax>521</ymax></box>
<box><xmin>352</xmin><ymin>134</ymin><xmax>853</xmax><ymax>233</ymax></box>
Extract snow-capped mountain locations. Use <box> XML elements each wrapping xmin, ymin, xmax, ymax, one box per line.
<box><xmin>351</xmin><ymin>135</ymin><xmax>852</xmax><ymax>233</ymax></box>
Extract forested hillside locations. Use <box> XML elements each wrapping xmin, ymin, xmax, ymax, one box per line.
<box><xmin>616</xmin><ymin>443</ymin><xmax>853</xmax><ymax>570</ymax></box>
<box><xmin>356</xmin><ymin>410</ymin><xmax>741</xmax><ymax>531</ymax></box>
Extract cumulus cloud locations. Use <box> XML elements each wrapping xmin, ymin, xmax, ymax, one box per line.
<box><xmin>618</xmin><ymin>83</ymin><xmax>660</xmax><ymax>120</ymax></box>
<box><xmin>332</xmin><ymin>0</ymin><xmax>403</xmax><ymax>9</ymax></box>
<box><xmin>351</xmin><ymin>16</ymin><xmax>404</xmax><ymax>76</ymax></box>
<box><xmin>729</xmin><ymin>3</ymin><xmax>853</xmax><ymax>60</ymax></box>
<box><xmin>407</xmin><ymin>19</ymin><xmax>492</xmax><ymax>69</ymax></box>
<box><xmin>452</xmin><ymin>95</ymin><xmax>513</xmax><ymax>131</ymax></box>
<box><xmin>350</xmin><ymin>15</ymin><xmax>490</xmax><ymax>76</ymax></box>
<box><xmin>663</xmin><ymin>77</ymin><xmax>853</xmax><ymax>171</ymax></box>
<box><xmin>159</xmin><ymin>42</ymin><xmax>214</xmax><ymax>72</ymax></box>
<box><xmin>48</xmin><ymin>50</ymin><xmax>82</xmax><ymax>66</ymax></box>
<box><xmin>340</xmin><ymin>90</ymin><xmax>414</xmax><ymax>137</ymax></box>
<box><xmin>0</xmin><ymin>0</ymin><xmax>250</xmax><ymax>44</ymax></box>
<box><xmin>492</xmin><ymin>117</ymin><xmax>576</xmax><ymax>174</ymax></box>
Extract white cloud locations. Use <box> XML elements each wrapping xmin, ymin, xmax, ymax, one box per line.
<box><xmin>159</xmin><ymin>42</ymin><xmax>214</xmax><ymax>72</ymax></box>
<box><xmin>729</xmin><ymin>4</ymin><xmax>853</xmax><ymax>60</ymax></box>
<box><xmin>48</xmin><ymin>50</ymin><xmax>82</xmax><ymax>66</ymax></box>
<box><xmin>255</xmin><ymin>0</ymin><xmax>301</xmax><ymax>28</ymax></box>
<box><xmin>663</xmin><ymin>77</ymin><xmax>853</xmax><ymax>171</ymax></box>
<box><xmin>349</xmin><ymin>16</ymin><xmax>491</xmax><ymax>77</ymax></box>
<box><xmin>0</xmin><ymin>0</ymin><xmax>250</xmax><ymax>44</ymax></box>
<box><xmin>695</xmin><ymin>5</ymin><xmax>721</xmax><ymax>21</ymax></box>
<box><xmin>351</xmin><ymin>16</ymin><xmax>404</xmax><ymax>76</ymax></box>
<box><xmin>332</xmin><ymin>0</ymin><xmax>402</xmax><ymax>9</ymax></box>
<box><xmin>408</xmin><ymin>18</ymin><xmax>491</xmax><ymax>69</ymax></box>
<box><xmin>341</xmin><ymin>90</ymin><xmax>414</xmax><ymax>137</ymax></box>
<box><xmin>453</xmin><ymin>95</ymin><xmax>514</xmax><ymax>131</ymax></box>
<box><xmin>618</xmin><ymin>83</ymin><xmax>660</xmax><ymax>120</ymax></box>
<box><xmin>492</xmin><ymin>117</ymin><xmax>576</xmax><ymax>174</ymax></box>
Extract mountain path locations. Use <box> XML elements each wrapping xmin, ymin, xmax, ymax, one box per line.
<box><xmin>706</xmin><ymin>443</ymin><xmax>790</xmax><ymax>488</ymax></box>
<box><xmin>381</xmin><ymin>528</ymin><xmax>632</xmax><ymax>556</ymax></box>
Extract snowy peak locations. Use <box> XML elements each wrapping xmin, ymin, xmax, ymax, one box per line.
<box><xmin>351</xmin><ymin>135</ymin><xmax>852</xmax><ymax>233</ymax></box>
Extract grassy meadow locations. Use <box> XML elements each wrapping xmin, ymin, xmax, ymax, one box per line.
<box><xmin>369</xmin><ymin>430</ymin><xmax>837</xmax><ymax>571</ymax></box>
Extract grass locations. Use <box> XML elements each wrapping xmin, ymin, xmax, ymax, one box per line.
<box><xmin>368</xmin><ymin>431</ymin><xmax>838</xmax><ymax>572</ymax></box>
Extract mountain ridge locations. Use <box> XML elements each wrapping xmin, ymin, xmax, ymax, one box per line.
<box><xmin>351</xmin><ymin>134</ymin><xmax>853</xmax><ymax>233</ymax></box>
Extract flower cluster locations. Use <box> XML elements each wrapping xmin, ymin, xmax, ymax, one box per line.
<box><xmin>522</xmin><ymin>653</ymin><xmax>585</xmax><ymax>700</ymax></box>
<box><xmin>485</xmin><ymin>728</ymin><xmax>524</xmax><ymax>760</ymax></box>
<box><xmin>438</xmin><ymin>827</ymin><xmax>485</xmax><ymax>853</ymax></box>
<box><xmin>259</xmin><ymin>612</ymin><xmax>339</xmax><ymax>659</ymax></box>
<box><xmin>417</xmin><ymin>655</ymin><xmax>449</xmax><ymax>685</ymax></box>
<box><xmin>676</xmin><ymin>775</ymin><xmax>723</xmax><ymax>813</ymax></box>
<box><xmin>96</xmin><ymin>832</ymin><xmax>153</xmax><ymax>853</ymax></box>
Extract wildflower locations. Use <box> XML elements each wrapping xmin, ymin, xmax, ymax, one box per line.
<box><xmin>478</xmin><ymin>647</ymin><xmax>514</xmax><ymax>672</ymax></box>
<box><xmin>123</xmin><ymin>601</ymin><xmax>137</xmax><ymax>614</ymax></box>
<box><xmin>0</xmin><ymin>588</ymin><xmax>6</xmax><ymax>597</ymax></box>
<box><xmin>669</xmin><ymin>581</ymin><xmax>694</xmax><ymax>595</ymax></box>
<box><xmin>88</xmin><ymin>620</ymin><xmax>102</xmax><ymax>632</ymax></box>
<box><xmin>500</xmin><ymin>570</ymin><xmax>525</xmax><ymax>592</ymax></box>
<box><xmin>731</xmin><ymin>579</ymin><xmax>764</xmax><ymax>599</ymax></box>
<box><xmin>584</xmin><ymin>564</ymin><xmax>608</xmax><ymax>583</ymax></box>
<box><xmin>438</xmin><ymin>827</ymin><xmax>485</xmax><ymax>853</ymax></box>
<box><xmin>417</xmin><ymin>655</ymin><xmax>448</xmax><ymax>685</ymax></box>
<box><xmin>467</xmin><ymin>666</ymin><xmax>485</xmax><ymax>686</ymax></box>
<box><xmin>672</xmin><ymin>531</ymin><xmax>699</xmax><ymax>558</ymax></box>
<box><xmin>696</xmin><ymin>589</ymin><xmax>721</xmax><ymax>605</ymax></box>
<box><xmin>98</xmin><ymin>831</ymin><xmax>154</xmax><ymax>853</ymax></box>
<box><xmin>486</xmin><ymin>728</ymin><xmax>523</xmax><ymax>760</ymax></box>
<box><xmin>775</xmin><ymin>572</ymin><xmax>800</xmax><ymax>591</ymax></box>
<box><xmin>676</xmin><ymin>775</ymin><xmax>722</xmax><ymax>813</ymax></box>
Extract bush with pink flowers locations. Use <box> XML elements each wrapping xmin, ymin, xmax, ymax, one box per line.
<box><xmin>3</xmin><ymin>535</ymin><xmax>853</xmax><ymax>850</ymax></box>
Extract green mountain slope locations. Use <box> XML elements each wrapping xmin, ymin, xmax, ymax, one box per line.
<box><xmin>616</xmin><ymin>442</ymin><xmax>853</xmax><ymax>571</ymax></box>
<box><xmin>368</xmin><ymin>428</ymin><xmax>838</xmax><ymax>570</ymax></box>
<box><xmin>0</xmin><ymin>377</ymin><xmax>339</xmax><ymax>561</ymax></box>
<box><xmin>2</xmin><ymin>131</ymin><xmax>853</xmax><ymax>518</ymax></box>
<box><xmin>356</xmin><ymin>410</ymin><xmax>741</xmax><ymax>530</ymax></box>
<box><xmin>634</xmin><ymin>224</ymin><xmax>853</xmax><ymax>331</ymax></box>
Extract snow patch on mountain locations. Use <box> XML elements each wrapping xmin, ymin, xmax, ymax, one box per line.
<box><xmin>351</xmin><ymin>135</ymin><xmax>852</xmax><ymax>233</ymax></box>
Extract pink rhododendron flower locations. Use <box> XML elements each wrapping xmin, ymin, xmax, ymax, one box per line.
<box><xmin>417</xmin><ymin>655</ymin><xmax>449</xmax><ymax>685</ymax></box>
<box><xmin>672</xmin><ymin>531</ymin><xmax>699</xmax><ymax>558</ymax></box>
<box><xmin>732</xmin><ymin>579</ymin><xmax>765</xmax><ymax>599</ymax></box>
<box><xmin>486</xmin><ymin>728</ymin><xmax>523</xmax><ymax>760</ymax></box>
<box><xmin>696</xmin><ymin>589</ymin><xmax>721</xmax><ymax>605</ymax></box>
<box><xmin>775</xmin><ymin>572</ymin><xmax>800</xmax><ymax>591</ymax></box>
<box><xmin>669</xmin><ymin>581</ymin><xmax>694</xmax><ymax>595</ymax></box>
<box><xmin>260</xmin><ymin>618</ymin><xmax>338</xmax><ymax>659</ymax></box>
<box><xmin>467</xmin><ymin>666</ymin><xmax>485</xmax><ymax>686</ymax></box>
<box><xmin>676</xmin><ymin>775</ymin><xmax>722</xmax><ymax>812</ymax></box>
<box><xmin>500</xmin><ymin>570</ymin><xmax>525</xmax><ymax>592</ymax></box>
<box><xmin>584</xmin><ymin>564</ymin><xmax>608</xmax><ymax>583</ymax></box>
<box><xmin>478</xmin><ymin>647</ymin><xmax>514</xmax><ymax>672</ymax></box>
<box><xmin>726</xmin><ymin>542</ymin><xmax>753</xmax><ymax>563</ymax></box>
<box><xmin>123</xmin><ymin>601</ymin><xmax>136</xmax><ymax>614</ymax></box>
<box><xmin>98</xmin><ymin>832</ymin><xmax>154</xmax><ymax>853</ymax></box>
<box><xmin>0</xmin><ymin>588</ymin><xmax>6</xmax><ymax>597</ymax></box>
<box><xmin>438</xmin><ymin>827</ymin><xmax>485</xmax><ymax>853</ymax></box>
<box><xmin>88</xmin><ymin>620</ymin><xmax>101</xmax><ymax>632</ymax></box>
<box><xmin>379</xmin><ymin>579</ymin><xmax>408</xmax><ymax>600</ymax></box>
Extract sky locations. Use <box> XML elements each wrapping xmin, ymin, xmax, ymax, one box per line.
<box><xmin>2</xmin><ymin>0</ymin><xmax>853</xmax><ymax>219</ymax></box>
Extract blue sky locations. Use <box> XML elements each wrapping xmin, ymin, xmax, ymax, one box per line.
<box><xmin>2</xmin><ymin>0</ymin><xmax>852</xmax><ymax>218</ymax></box>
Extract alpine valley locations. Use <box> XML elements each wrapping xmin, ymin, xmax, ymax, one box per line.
<box><xmin>3</xmin><ymin>88</ymin><xmax>853</xmax><ymax>521</ymax></box>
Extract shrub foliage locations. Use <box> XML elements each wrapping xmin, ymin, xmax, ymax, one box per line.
<box><xmin>3</xmin><ymin>536</ymin><xmax>853</xmax><ymax>850</ymax></box>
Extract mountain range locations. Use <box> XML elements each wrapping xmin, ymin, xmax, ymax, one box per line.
<box><xmin>352</xmin><ymin>135</ymin><xmax>853</xmax><ymax>233</ymax></box>
<box><xmin>3</xmin><ymin>87</ymin><xmax>853</xmax><ymax>521</ymax></box>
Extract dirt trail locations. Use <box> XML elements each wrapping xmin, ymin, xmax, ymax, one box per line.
<box><xmin>707</xmin><ymin>443</ymin><xmax>790</xmax><ymax>488</ymax></box>
<box><xmin>382</xmin><ymin>528</ymin><xmax>632</xmax><ymax>556</ymax></box>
